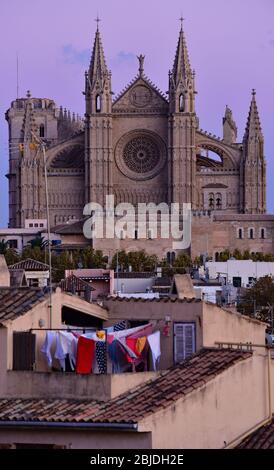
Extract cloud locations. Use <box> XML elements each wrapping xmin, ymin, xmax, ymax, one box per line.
<box><xmin>62</xmin><ymin>45</ymin><xmax>90</xmax><ymax>65</ymax></box>
<box><xmin>110</xmin><ymin>51</ymin><xmax>136</xmax><ymax>67</ymax></box>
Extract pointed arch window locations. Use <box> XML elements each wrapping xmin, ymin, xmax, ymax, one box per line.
<box><xmin>39</xmin><ymin>124</ymin><xmax>45</xmax><ymax>138</ymax></box>
<box><xmin>179</xmin><ymin>94</ymin><xmax>184</xmax><ymax>112</ymax></box>
<box><xmin>209</xmin><ymin>193</ymin><xmax>214</xmax><ymax>209</ymax></box>
<box><xmin>238</xmin><ymin>228</ymin><xmax>244</xmax><ymax>240</ymax></box>
<box><xmin>96</xmin><ymin>95</ymin><xmax>101</xmax><ymax>113</ymax></box>
<box><xmin>249</xmin><ymin>228</ymin><xmax>254</xmax><ymax>239</ymax></box>
<box><xmin>216</xmin><ymin>193</ymin><xmax>222</xmax><ymax>210</ymax></box>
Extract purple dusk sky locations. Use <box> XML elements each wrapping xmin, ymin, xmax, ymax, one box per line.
<box><xmin>0</xmin><ymin>0</ymin><xmax>274</xmax><ymax>227</ymax></box>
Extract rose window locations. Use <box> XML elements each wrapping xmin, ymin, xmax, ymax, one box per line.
<box><xmin>123</xmin><ymin>137</ymin><xmax>160</xmax><ymax>174</ymax></box>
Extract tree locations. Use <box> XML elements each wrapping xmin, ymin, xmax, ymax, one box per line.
<box><xmin>4</xmin><ymin>248</ymin><xmax>20</xmax><ymax>266</ymax></box>
<box><xmin>110</xmin><ymin>250</ymin><xmax>158</xmax><ymax>272</ymax></box>
<box><xmin>0</xmin><ymin>239</ymin><xmax>8</xmax><ymax>254</ymax></box>
<box><xmin>237</xmin><ymin>275</ymin><xmax>274</xmax><ymax>323</ymax></box>
<box><xmin>27</xmin><ymin>236</ymin><xmax>48</xmax><ymax>250</ymax></box>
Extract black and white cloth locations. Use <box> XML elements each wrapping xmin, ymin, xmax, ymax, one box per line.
<box><xmin>96</xmin><ymin>341</ymin><xmax>107</xmax><ymax>374</ymax></box>
<box><xmin>113</xmin><ymin>320</ymin><xmax>127</xmax><ymax>332</ymax></box>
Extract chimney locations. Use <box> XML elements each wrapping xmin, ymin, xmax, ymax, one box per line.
<box><xmin>0</xmin><ymin>255</ymin><xmax>10</xmax><ymax>287</ymax></box>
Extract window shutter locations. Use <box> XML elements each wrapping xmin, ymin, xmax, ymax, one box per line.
<box><xmin>13</xmin><ymin>332</ymin><xmax>36</xmax><ymax>371</ymax></box>
<box><xmin>174</xmin><ymin>323</ymin><xmax>195</xmax><ymax>364</ymax></box>
<box><xmin>184</xmin><ymin>324</ymin><xmax>195</xmax><ymax>359</ymax></box>
<box><xmin>174</xmin><ymin>323</ymin><xmax>185</xmax><ymax>363</ymax></box>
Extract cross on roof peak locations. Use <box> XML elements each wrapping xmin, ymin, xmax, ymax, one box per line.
<box><xmin>95</xmin><ymin>15</ymin><xmax>101</xmax><ymax>31</ymax></box>
<box><xmin>179</xmin><ymin>15</ymin><xmax>185</xmax><ymax>31</ymax></box>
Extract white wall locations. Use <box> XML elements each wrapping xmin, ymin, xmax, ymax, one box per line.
<box><xmin>206</xmin><ymin>260</ymin><xmax>274</xmax><ymax>287</ymax></box>
<box><xmin>114</xmin><ymin>277</ymin><xmax>155</xmax><ymax>294</ymax></box>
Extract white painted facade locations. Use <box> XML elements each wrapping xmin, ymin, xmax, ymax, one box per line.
<box><xmin>206</xmin><ymin>260</ymin><xmax>274</xmax><ymax>287</ymax></box>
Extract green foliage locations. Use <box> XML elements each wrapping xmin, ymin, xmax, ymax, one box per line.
<box><xmin>3</xmin><ymin>248</ymin><xmax>20</xmax><ymax>266</ymax></box>
<box><xmin>237</xmin><ymin>275</ymin><xmax>274</xmax><ymax>323</ymax></box>
<box><xmin>0</xmin><ymin>239</ymin><xmax>9</xmax><ymax>254</ymax></box>
<box><xmin>110</xmin><ymin>250</ymin><xmax>158</xmax><ymax>272</ymax></box>
<box><xmin>27</xmin><ymin>236</ymin><xmax>48</xmax><ymax>250</ymax></box>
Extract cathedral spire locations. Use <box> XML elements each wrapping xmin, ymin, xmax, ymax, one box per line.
<box><xmin>20</xmin><ymin>90</ymin><xmax>38</xmax><ymax>143</ymax></box>
<box><xmin>85</xmin><ymin>22</ymin><xmax>112</xmax><ymax>114</ymax></box>
<box><xmin>172</xmin><ymin>19</ymin><xmax>192</xmax><ymax>86</ymax></box>
<box><xmin>88</xmin><ymin>23</ymin><xmax>108</xmax><ymax>86</ymax></box>
<box><xmin>169</xmin><ymin>20</ymin><xmax>196</xmax><ymax>114</ymax></box>
<box><xmin>243</xmin><ymin>89</ymin><xmax>263</xmax><ymax>142</ymax></box>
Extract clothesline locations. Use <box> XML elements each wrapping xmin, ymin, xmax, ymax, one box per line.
<box><xmin>40</xmin><ymin>323</ymin><xmax>161</xmax><ymax>375</ymax></box>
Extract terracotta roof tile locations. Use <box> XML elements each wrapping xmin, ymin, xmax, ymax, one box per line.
<box><xmin>107</xmin><ymin>296</ymin><xmax>200</xmax><ymax>303</ymax></box>
<box><xmin>238</xmin><ymin>417</ymin><xmax>274</xmax><ymax>449</ymax></box>
<box><xmin>0</xmin><ymin>287</ymin><xmax>48</xmax><ymax>323</ymax></box>
<box><xmin>0</xmin><ymin>348</ymin><xmax>252</xmax><ymax>426</ymax></box>
<box><xmin>9</xmin><ymin>258</ymin><xmax>49</xmax><ymax>271</ymax></box>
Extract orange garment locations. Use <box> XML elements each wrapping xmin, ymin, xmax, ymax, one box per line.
<box><xmin>135</xmin><ymin>336</ymin><xmax>147</xmax><ymax>355</ymax></box>
<box><xmin>125</xmin><ymin>336</ymin><xmax>147</xmax><ymax>358</ymax></box>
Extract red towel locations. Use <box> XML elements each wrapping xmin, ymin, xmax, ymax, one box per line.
<box><xmin>76</xmin><ymin>337</ymin><xmax>95</xmax><ymax>374</ymax></box>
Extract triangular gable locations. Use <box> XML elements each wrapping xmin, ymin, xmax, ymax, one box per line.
<box><xmin>113</xmin><ymin>75</ymin><xmax>168</xmax><ymax>113</ymax></box>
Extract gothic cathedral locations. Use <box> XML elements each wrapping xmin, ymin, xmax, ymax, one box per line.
<box><xmin>6</xmin><ymin>24</ymin><xmax>273</xmax><ymax>259</ymax></box>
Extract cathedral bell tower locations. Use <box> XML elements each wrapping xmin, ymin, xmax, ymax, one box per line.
<box><xmin>168</xmin><ymin>20</ymin><xmax>197</xmax><ymax>208</ymax></box>
<box><xmin>240</xmin><ymin>90</ymin><xmax>266</xmax><ymax>214</ymax></box>
<box><xmin>84</xmin><ymin>21</ymin><xmax>113</xmax><ymax>206</ymax></box>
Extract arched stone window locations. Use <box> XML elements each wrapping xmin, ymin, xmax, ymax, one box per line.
<box><xmin>39</xmin><ymin>124</ymin><xmax>45</xmax><ymax>138</ymax></box>
<box><xmin>248</xmin><ymin>228</ymin><xmax>254</xmax><ymax>239</ymax></box>
<box><xmin>209</xmin><ymin>193</ymin><xmax>214</xmax><ymax>209</ymax></box>
<box><xmin>96</xmin><ymin>95</ymin><xmax>101</xmax><ymax>112</ymax></box>
<box><xmin>167</xmin><ymin>251</ymin><xmax>176</xmax><ymax>265</ymax></box>
<box><xmin>216</xmin><ymin>193</ymin><xmax>222</xmax><ymax>210</ymax></box>
<box><xmin>238</xmin><ymin>228</ymin><xmax>244</xmax><ymax>240</ymax></box>
<box><xmin>260</xmin><ymin>228</ymin><xmax>266</xmax><ymax>239</ymax></box>
<box><xmin>179</xmin><ymin>94</ymin><xmax>184</xmax><ymax>112</ymax></box>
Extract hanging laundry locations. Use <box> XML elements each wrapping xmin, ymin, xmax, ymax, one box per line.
<box><xmin>76</xmin><ymin>336</ymin><xmax>95</xmax><ymax>374</ymax></box>
<box><xmin>96</xmin><ymin>330</ymin><xmax>105</xmax><ymax>340</ymax></box>
<box><xmin>135</xmin><ymin>336</ymin><xmax>147</xmax><ymax>356</ymax></box>
<box><xmin>147</xmin><ymin>331</ymin><xmax>161</xmax><ymax>371</ymax></box>
<box><xmin>113</xmin><ymin>320</ymin><xmax>127</xmax><ymax>331</ymax></box>
<box><xmin>41</xmin><ymin>331</ymin><xmax>56</xmax><ymax>367</ymax></box>
<box><xmin>127</xmin><ymin>323</ymin><xmax>153</xmax><ymax>340</ymax></box>
<box><xmin>96</xmin><ymin>341</ymin><xmax>107</xmax><ymax>374</ymax></box>
<box><xmin>108</xmin><ymin>323</ymin><xmax>153</xmax><ymax>344</ymax></box>
<box><xmin>54</xmin><ymin>331</ymin><xmax>78</xmax><ymax>371</ymax></box>
<box><xmin>119</xmin><ymin>337</ymin><xmax>138</xmax><ymax>363</ymax></box>
<box><xmin>108</xmin><ymin>339</ymin><xmax>131</xmax><ymax>373</ymax></box>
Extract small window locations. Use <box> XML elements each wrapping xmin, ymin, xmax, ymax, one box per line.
<box><xmin>134</xmin><ymin>230</ymin><xmax>138</xmax><ymax>240</ymax></box>
<box><xmin>238</xmin><ymin>228</ymin><xmax>243</xmax><ymax>240</ymax></box>
<box><xmin>167</xmin><ymin>251</ymin><xmax>176</xmax><ymax>265</ymax></box>
<box><xmin>261</xmin><ymin>228</ymin><xmax>265</xmax><ymax>239</ymax></box>
<box><xmin>40</xmin><ymin>223</ymin><xmax>44</xmax><ymax>227</ymax></box>
<box><xmin>174</xmin><ymin>323</ymin><xmax>196</xmax><ymax>364</ymax></box>
<box><xmin>8</xmin><ymin>239</ymin><xmax>18</xmax><ymax>249</ymax></box>
<box><xmin>233</xmin><ymin>277</ymin><xmax>242</xmax><ymax>288</ymax></box>
<box><xmin>39</xmin><ymin>124</ymin><xmax>45</xmax><ymax>138</ymax></box>
<box><xmin>209</xmin><ymin>193</ymin><xmax>214</xmax><ymax>209</ymax></box>
<box><xmin>96</xmin><ymin>95</ymin><xmax>101</xmax><ymax>112</ymax></box>
<box><xmin>249</xmin><ymin>228</ymin><xmax>254</xmax><ymax>239</ymax></box>
<box><xmin>29</xmin><ymin>223</ymin><xmax>33</xmax><ymax>227</ymax></box>
<box><xmin>34</xmin><ymin>223</ymin><xmax>38</xmax><ymax>227</ymax></box>
<box><xmin>216</xmin><ymin>193</ymin><xmax>222</xmax><ymax>210</ymax></box>
<box><xmin>179</xmin><ymin>94</ymin><xmax>184</xmax><ymax>112</ymax></box>
<box><xmin>147</xmin><ymin>229</ymin><xmax>153</xmax><ymax>240</ymax></box>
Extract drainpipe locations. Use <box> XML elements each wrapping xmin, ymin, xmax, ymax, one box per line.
<box><xmin>219</xmin><ymin>343</ymin><xmax>272</xmax><ymax>449</ymax></box>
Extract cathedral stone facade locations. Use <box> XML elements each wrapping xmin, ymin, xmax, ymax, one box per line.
<box><xmin>5</xmin><ymin>25</ymin><xmax>274</xmax><ymax>260</ymax></box>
